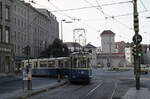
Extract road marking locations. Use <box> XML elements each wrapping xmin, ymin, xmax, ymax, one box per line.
<box><xmin>84</xmin><ymin>81</ymin><xmax>103</xmax><ymax>98</ymax></box>
<box><xmin>110</xmin><ymin>82</ymin><xmax>118</xmax><ymax>99</ymax></box>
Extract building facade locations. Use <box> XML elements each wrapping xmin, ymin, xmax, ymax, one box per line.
<box><xmin>0</xmin><ymin>0</ymin><xmax>14</xmax><ymax>74</ymax></box>
<box><xmin>97</xmin><ymin>53</ymin><xmax>125</xmax><ymax>68</ymax></box>
<box><xmin>115</xmin><ymin>41</ymin><xmax>127</xmax><ymax>53</ymax></box>
<box><xmin>100</xmin><ymin>30</ymin><xmax>115</xmax><ymax>53</ymax></box>
<box><xmin>11</xmin><ymin>0</ymin><xmax>59</xmax><ymax>68</ymax></box>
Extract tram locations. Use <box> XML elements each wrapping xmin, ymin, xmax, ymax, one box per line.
<box><xmin>21</xmin><ymin>57</ymin><xmax>70</xmax><ymax>77</ymax></box>
<box><xmin>68</xmin><ymin>51</ymin><xmax>92</xmax><ymax>83</ymax></box>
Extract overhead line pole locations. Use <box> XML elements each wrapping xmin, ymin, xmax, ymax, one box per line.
<box><xmin>133</xmin><ymin>0</ymin><xmax>142</xmax><ymax>90</ymax></box>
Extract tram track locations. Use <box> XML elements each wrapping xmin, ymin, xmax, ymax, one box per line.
<box><xmin>109</xmin><ymin>82</ymin><xmax>118</xmax><ymax>99</ymax></box>
<box><xmin>82</xmin><ymin>80</ymin><xmax>118</xmax><ymax>99</ymax></box>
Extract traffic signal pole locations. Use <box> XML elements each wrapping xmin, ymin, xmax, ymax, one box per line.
<box><xmin>133</xmin><ymin>0</ymin><xmax>142</xmax><ymax>90</ymax></box>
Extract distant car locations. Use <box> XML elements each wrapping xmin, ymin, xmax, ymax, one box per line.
<box><xmin>141</xmin><ymin>67</ymin><xmax>148</xmax><ymax>74</ymax></box>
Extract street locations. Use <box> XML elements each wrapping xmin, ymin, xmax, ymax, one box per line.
<box><xmin>26</xmin><ymin>68</ymin><xmax>150</xmax><ymax>99</ymax></box>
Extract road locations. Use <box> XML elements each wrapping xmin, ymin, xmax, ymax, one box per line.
<box><xmin>26</xmin><ymin>68</ymin><xmax>150</xmax><ymax>99</ymax></box>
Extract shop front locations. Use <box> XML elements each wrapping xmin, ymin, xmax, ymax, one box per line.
<box><xmin>0</xmin><ymin>43</ymin><xmax>14</xmax><ymax>74</ymax></box>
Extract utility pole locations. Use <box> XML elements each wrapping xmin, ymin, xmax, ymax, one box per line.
<box><xmin>132</xmin><ymin>0</ymin><xmax>142</xmax><ymax>90</ymax></box>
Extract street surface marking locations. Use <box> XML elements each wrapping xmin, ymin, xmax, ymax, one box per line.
<box><xmin>85</xmin><ymin>82</ymin><xmax>103</xmax><ymax>97</ymax></box>
<box><xmin>110</xmin><ymin>82</ymin><xmax>118</xmax><ymax>99</ymax></box>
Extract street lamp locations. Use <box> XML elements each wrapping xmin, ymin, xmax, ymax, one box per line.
<box><xmin>146</xmin><ymin>17</ymin><xmax>150</xmax><ymax>19</ymax></box>
<box><xmin>60</xmin><ymin>19</ymin><xmax>72</xmax><ymax>42</ymax></box>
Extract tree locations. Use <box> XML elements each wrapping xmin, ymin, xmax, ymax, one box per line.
<box><xmin>40</xmin><ymin>38</ymin><xmax>69</xmax><ymax>58</ymax></box>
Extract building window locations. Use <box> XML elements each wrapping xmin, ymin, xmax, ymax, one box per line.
<box><xmin>5</xmin><ymin>5</ymin><xmax>10</xmax><ymax>21</ymax></box>
<box><xmin>14</xmin><ymin>31</ymin><xmax>16</xmax><ymax>40</ymax></box>
<box><xmin>5</xmin><ymin>27</ymin><xmax>10</xmax><ymax>43</ymax></box>
<box><xmin>0</xmin><ymin>2</ymin><xmax>2</xmax><ymax>19</ymax></box>
<box><xmin>14</xmin><ymin>17</ymin><xmax>16</xmax><ymax>25</ymax></box>
<box><xmin>0</xmin><ymin>25</ymin><xmax>2</xmax><ymax>42</ymax></box>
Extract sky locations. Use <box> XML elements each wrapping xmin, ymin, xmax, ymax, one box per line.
<box><xmin>25</xmin><ymin>0</ymin><xmax>150</xmax><ymax>47</ymax></box>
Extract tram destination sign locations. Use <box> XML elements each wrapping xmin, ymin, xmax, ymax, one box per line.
<box><xmin>132</xmin><ymin>34</ymin><xmax>142</xmax><ymax>45</ymax></box>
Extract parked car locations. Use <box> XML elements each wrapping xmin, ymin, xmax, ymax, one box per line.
<box><xmin>141</xmin><ymin>66</ymin><xmax>148</xmax><ymax>74</ymax></box>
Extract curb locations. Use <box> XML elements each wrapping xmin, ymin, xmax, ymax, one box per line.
<box><xmin>16</xmin><ymin>81</ymin><xmax>68</xmax><ymax>99</ymax></box>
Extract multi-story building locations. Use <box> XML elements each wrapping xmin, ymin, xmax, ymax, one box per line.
<box><xmin>12</xmin><ymin>0</ymin><xmax>59</xmax><ymax>67</ymax></box>
<box><xmin>100</xmin><ymin>30</ymin><xmax>115</xmax><ymax>53</ymax></box>
<box><xmin>97</xmin><ymin>30</ymin><xmax>126</xmax><ymax>68</ymax></box>
<box><xmin>0</xmin><ymin>0</ymin><xmax>14</xmax><ymax>74</ymax></box>
<box><xmin>115</xmin><ymin>41</ymin><xmax>127</xmax><ymax>53</ymax></box>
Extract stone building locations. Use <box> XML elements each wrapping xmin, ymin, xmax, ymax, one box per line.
<box><xmin>0</xmin><ymin>0</ymin><xmax>14</xmax><ymax>74</ymax></box>
<box><xmin>97</xmin><ymin>30</ymin><xmax>126</xmax><ymax>68</ymax></box>
<box><xmin>11</xmin><ymin>0</ymin><xmax>59</xmax><ymax>68</ymax></box>
<box><xmin>100</xmin><ymin>30</ymin><xmax>115</xmax><ymax>53</ymax></box>
<box><xmin>115</xmin><ymin>41</ymin><xmax>127</xmax><ymax>53</ymax></box>
<box><xmin>97</xmin><ymin>53</ymin><xmax>125</xmax><ymax>68</ymax></box>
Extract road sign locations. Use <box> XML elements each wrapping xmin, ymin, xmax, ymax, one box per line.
<box><xmin>132</xmin><ymin>34</ymin><xmax>142</xmax><ymax>45</ymax></box>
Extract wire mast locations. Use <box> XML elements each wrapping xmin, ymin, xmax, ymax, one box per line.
<box><xmin>73</xmin><ymin>28</ymin><xmax>86</xmax><ymax>51</ymax></box>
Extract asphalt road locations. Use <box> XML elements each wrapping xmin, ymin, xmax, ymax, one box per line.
<box><xmin>25</xmin><ymin>68</ymin><xmax>150</xmax><ymax>99</ymax></box>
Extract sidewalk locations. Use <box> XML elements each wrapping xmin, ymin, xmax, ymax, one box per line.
<box><xmin>122</xmin><ymin>87</ymin><xmax>150</xmax><ymax>99</ymax></box>
<box><xmin>0</xmin><ymin>77</ymin><xmax>67</xmax><ymax>99</ymax></box>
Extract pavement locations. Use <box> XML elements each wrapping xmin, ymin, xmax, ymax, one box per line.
<box><xmin>122</xmin><ymin>88</ymin><xmax>150</xmax><ymax>99</ymax></box>
<box><xmin>0</xmin><ymin>75</ymin><xmax>67</xmax><ymax>99</ymax></box>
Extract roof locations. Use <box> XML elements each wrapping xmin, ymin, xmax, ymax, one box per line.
<box><xmin>100</xmin><ymin>30</ymin><xmax>115</xmax><ymax>36</ymax></box>
<box><xmin>65</xmin><ymin>42</ymin><xmax>82</xmax><ymax>47</ymax></box>
<box><xmin>85</xmin><ymin>43</ymin><xmax>96</xmax><ymax>49</ymax></box>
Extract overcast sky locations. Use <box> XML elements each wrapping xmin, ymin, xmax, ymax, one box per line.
<box><xmin>25</xmin><ymin>0</ymin><xmax>150</xmax><ymax>47</ymax></box>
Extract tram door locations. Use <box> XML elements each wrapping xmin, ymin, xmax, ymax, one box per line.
<box><xmin>5</xmin><ymin>56</ymin><xmax>10</xmax><ymax>73</ymax></box>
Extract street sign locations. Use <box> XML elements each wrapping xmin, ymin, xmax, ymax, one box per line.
<box><xmin>132</xmin><ymin>34</ymin><xmax>142</xmax><ymax>45</ymax></box>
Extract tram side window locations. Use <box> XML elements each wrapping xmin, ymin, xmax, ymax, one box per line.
<box><xmin>87</xmin><ymin>58</ymin><xmax>90</xmax><ymax>68</ymax></box>
<box><xmin>48</xmin><ymin>61</ymin><xmax>55</xmax><ymax>67</ymax></box>
<box><xmin>65</xmin><ymin>61</ymin><xmax>69</xmax><ymax>68</ymax></box>
<box><xmin>40</xmin><ymin>61</ymin><xmax>47</xmax><ymax>67</ymax></box>
<box><xmin>58</xmin><ymin>61</ymin><xmax>63</xmax><ymax>68</ymax></box>
<box><xmin>73</xmin><ymin>58</ymin><xmax>77</xmax><ymax>68</ymax></box>
<box><xmin>34</xmin><ymin>62</ymin><xmax>38</xmax><ymax>68</ymax></box>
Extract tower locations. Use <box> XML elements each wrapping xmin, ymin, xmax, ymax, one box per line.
<box><xmin>100</xmin><ymin>30</ymin><xmax>115</xmax><ymax>53</ymax></box>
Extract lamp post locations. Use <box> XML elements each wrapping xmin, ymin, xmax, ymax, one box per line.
<box><xmin>60</xmin><ymin>19</ymin><xmax>72</xmax><ymax>42</ymax></box>
<box><xmin>146</xmin><ymin>17</ymin><xmax>150</xmax><ymax>19</ymax></box>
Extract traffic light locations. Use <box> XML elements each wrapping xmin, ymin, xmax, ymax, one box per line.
<box><xmin>132</xmin><ymin>45</ymin><xmax>137</xmax><ymax>56</ymax></box>
<box><xmin>137</xmin><ymin>44</ymin><xmax>142</xmax><ymax>57</ymax></box>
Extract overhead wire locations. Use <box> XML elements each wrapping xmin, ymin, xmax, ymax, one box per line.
<box><xmin>51</xmin><ymin>1</ymin><xmax>132</xmax><ymax>12</ymax></box>
<box><xmin>47</xmin><ymin>0</ymin><xmax>78</xmax><ymax>20</ymax></box>
<box><xmin>140</xmin><ymin>0</ymin><xmax>148</xmax><ymax>11</ymax></box>
<box><xmin>29</xmin><ymin>0</ymin><xmax>148</xmax><ymax>35</ymax></box>
<box><xmin>83</xmin><ymin>0</ymin><xmax>134</xmax><ymax>31</ymax></box>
